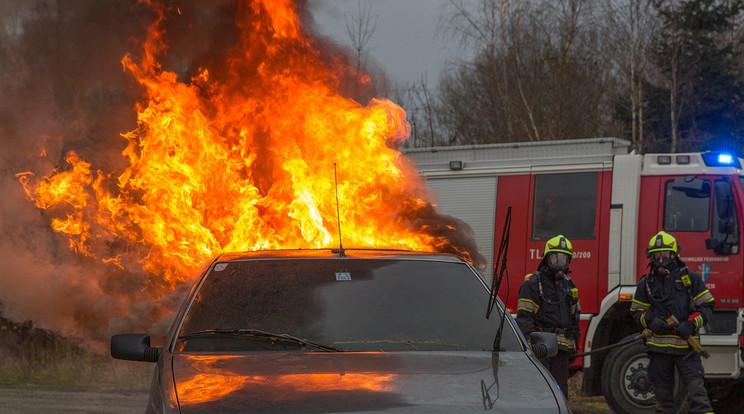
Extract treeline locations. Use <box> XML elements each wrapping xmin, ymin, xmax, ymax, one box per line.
<box><xmin>395</xmin><ymin>0</ymin><xmax>744</xmax><ymax>153</ymax></box>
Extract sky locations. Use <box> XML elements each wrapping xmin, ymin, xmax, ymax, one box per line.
<box><xmin>310</xmin><ymin>0</ymin><xmax>473</xmax><ymax>89</ymax></box>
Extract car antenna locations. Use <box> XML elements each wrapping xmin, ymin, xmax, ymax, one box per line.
<box><xmin>332</xmin><ymin>162</ymin><xmax>345</xmax><ymax>257</ymax></box>
<box><xmin>487</xmin><ymin>206</ymin><xmax>511</xmax><ymax>351</ymax></box>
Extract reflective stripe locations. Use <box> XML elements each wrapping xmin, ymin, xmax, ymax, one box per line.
<box><xmin>640</xmin><ymin>312</ymin><xmax>648</xmax><ymax>328</ymax></box>
<box><xmin>647</xmin><ymin>247</ymin><xmax>675</xmax><ymax>253</ymax></box>
<box><xmin>556</xmin><ymin>333</ymin><xmax>575</xmax><ymax>351</ymax></box>
<box><xmin>693</xmin><ymin>290</ymin><xmax>714</xmax><ymax>306</ymax></box>
<box><xmin>646</xmin><ymin>341</ymin><xmax>689</xmax><ymax>349</ymax></box>
<box><xmin>693</xmin><ymin>289</ymin><xmax>709</xmax><ymax>300</ymax></box>
<box><xmin>630</xmin><ymin>298</ymin><xmax>650</xmax><ymax>312</ymax></box>
<box><xmin>692</xmin><ymin>314</ymin><xmax>704</xmax><ymax>328</ymax></box>
<box><xmin>646</xmin><ymin>334</ymin><xmax>697</xmax><ymax>349</ymax></box>
<box><xmin>518</xmin><ymin>298</ymin><xmax>540</xmax><ymax>313</ymax></box>
<box><xmin>681</xmin><ymin>274</ymin><xmax>692</xmax><ymax>287</ymax></box>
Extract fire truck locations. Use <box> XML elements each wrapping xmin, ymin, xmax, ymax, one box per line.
<box><xmin>405</xmin><ymin>138</ymin><xmax>744</xmax><ymax>413</ymax></box>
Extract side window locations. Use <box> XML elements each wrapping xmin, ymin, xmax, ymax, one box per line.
<box><xmin>712</xmin><ymin>178</ymin><xmax>739</xmax><ymax>253</ymax></box>
<box><xmin>663</xmin><ymin>176</ymin><xmax>710</xmax><ymax>232</ymax></box>
<box><xmin>532</xmin><ymin>172</ymin><xmax>598</xmax><ymax>240</ymax></box>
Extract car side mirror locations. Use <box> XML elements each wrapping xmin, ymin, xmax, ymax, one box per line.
<box><xmin>529</xmin><ymin>332</ymin><xmax>558</xmax><ymax>359</ymax></box>
<box><xmin>111</xmin><ymin>334</ymin><xmax>160</xmax><ymax>362</ymax></box>
<box><xmin>714</xmin><ymin>180</ymin><xmax>733</xmax><ymax>219</ymax></box>
<box><xmin>718</xmin><ymin>219</ymin><xmax>734</xmax><ymax>234</ymax></box>
<box><xmin>707</xmin><ymin>232</ymin><xmax>737</xmax><ymax>254</ymax></box>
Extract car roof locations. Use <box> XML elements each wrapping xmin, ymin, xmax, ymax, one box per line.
<box><xmin>216</xmin><ymin>249</ymin><xmax>466</xmax><ymax>264</ymax></box>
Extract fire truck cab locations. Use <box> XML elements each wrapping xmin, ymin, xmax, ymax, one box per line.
<box><xmin>405</xmin><ymin>138</ymin><xmax>744</xmax><ymax>413</ymax></box>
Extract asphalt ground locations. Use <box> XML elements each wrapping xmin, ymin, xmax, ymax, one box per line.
<box><xmin>0</xmin><ymin>386</ymin><xmax>149</xmax><ymax>414</ymax></box>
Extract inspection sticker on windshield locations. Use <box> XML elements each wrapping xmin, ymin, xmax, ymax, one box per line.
<box><xmin>335</xmin><ymin>271</ymin><xmax>351</xmax><ymax>281</ymax></box>
<box><xmin>214</xmin><ymin>263</ymin><xmax>228</xmax><ymax>272</ymax></box>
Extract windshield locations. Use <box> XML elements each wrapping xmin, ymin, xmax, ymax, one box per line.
<box><xmin>176</xmin><ymin>258</ymin><xmax>521</xmax><ymax>353</ymax></box>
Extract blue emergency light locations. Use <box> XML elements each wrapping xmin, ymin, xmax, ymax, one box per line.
<box><xmin>701</xmin><ymin>151</ymin><xmax>741</xmax><ymax>168</ymax></box>
<box><xmin>718</xmin><ymin>153</ymin><xmax>733</xmax><ymax>164</ymax></box>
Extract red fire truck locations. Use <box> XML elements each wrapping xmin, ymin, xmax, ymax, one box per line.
<box><xmin>406</xmin><ymin>138</ymin><xmax>744</xmax><ymax>413</ymax></box>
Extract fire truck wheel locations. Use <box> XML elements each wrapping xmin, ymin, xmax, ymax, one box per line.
<box><xmin>601</xmin><ymin>340</ymin><xmax>658</xmax><ymax>414</ymax></box>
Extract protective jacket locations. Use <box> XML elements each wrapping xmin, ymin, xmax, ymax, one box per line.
<box><xmin>630</xmin><ymin>260</ymin><xmax>714</xmax><ymax>355</ymax></box>
<box><xmin>516</xmin><ymin>267</ymin><xmax>580</xmax><ymax>352</ymax></box>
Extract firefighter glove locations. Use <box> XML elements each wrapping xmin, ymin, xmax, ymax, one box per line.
<box><xmin>649</xmin><ymin>317</ymin><xmax>668</xmax><ymax>333</ymax></box>
<box><xmin>676</xmin><ymin>321</ymin><xmax>694</xmax><ymax>339</ymax></box>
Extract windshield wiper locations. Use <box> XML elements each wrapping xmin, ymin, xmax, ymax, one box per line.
<box><xmin>178</xmin><ymin>329</ymin><xmax>342</xmax><ymax>352</ymax></box>
<box><xmin>488</xmin><ymin>206</ymin><xmax>511</xmax><ymax>352</ymax></box>
<box><xmin>333</xmin><ymin>339</ymin><xmax>467</xmax><ymax>351</ymax></box>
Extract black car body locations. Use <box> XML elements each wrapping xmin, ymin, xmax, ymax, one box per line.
<box><xmin>112</xmin><ymin>250</ymin><xmax>570</xmax><ymax>413</ymax></box>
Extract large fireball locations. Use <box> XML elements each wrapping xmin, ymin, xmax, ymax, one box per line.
<box><xmin>16</xmin><ymin>1</ymin><xmax>481</xmax><ymax>335</ymax></box>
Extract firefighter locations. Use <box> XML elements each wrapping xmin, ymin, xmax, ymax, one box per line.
<box><xmin>630</xmin><ymin>231</ymin><xmax>715</xmax><ymax>414</ymax></box>
<box><xmin>517</xmin><ymin>235</ymin><xmax>580</xmax><ymax>397</ymax></box>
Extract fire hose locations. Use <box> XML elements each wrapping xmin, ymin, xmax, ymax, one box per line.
<box><xmin>531</xmin><ymin>332</ymin><xmax>646</xmax><ymax>359</ymax></box>
<box><xmin>568</xmin><ymin>327</ymin><xmax>709</xmax><ymax>359</ymax></box>
<box><xmin>570</xmin><ymin>331</ymin><xmax>649</xmax><ymax>358</ymax></box>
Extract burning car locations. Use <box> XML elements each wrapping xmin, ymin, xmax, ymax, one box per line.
<box><xmin>112</xmin><ymin>249</ymin><xmax>568</xmax><ymax>413</ymax></box>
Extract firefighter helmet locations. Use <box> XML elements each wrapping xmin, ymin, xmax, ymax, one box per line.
<box><xmin>647</xmin><ymin>231</ymin><xmax>679</xmax><ymax>255</ymax></box>
<box><xmin>543</xmin><ymin>235</ymin><xmax>573</xmax><ymax>257</ymax></box>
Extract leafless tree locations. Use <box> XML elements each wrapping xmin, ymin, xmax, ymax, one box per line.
<box><xmin>601</xmin><ymin>0</ymin><xmax>658</xmax><ymax>152</ymax></box>
<box><xmin>437</xmin><ymin>0</ymin><xmax>621</xmax><ymax>144</ymax></box>
<box><xmin>342</xmin><ymin>1</ymin><xmax>390</xmax><ymax>102</ymax></box>
<box><xmin>344</xmin><ymin>1</ymin><xmax>377</xmax><ymax>77</ymax></box>
<box><xmin>414</xmin><ymin>74</ymin><xmax>438</xmax><ymax>147</ymax></box>
<box><xmin>396</xmin><ymin>75</ymin><xmax>444</xmax><ymax>148</ymax></box>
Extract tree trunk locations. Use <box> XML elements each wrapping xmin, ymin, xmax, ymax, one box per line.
<box><xmin>638</xmin><ymin>76</ymin><xmax>644</xmax><ymax>152</ymax></box>
<box><xmin>670</xmin><ymin>46</ymin><xmax>678</xmax><ymax>153</ymax></box>
<box><xmin>630</xmin><ymin>0</ymin><xmax>638</xmax><ymax>147</ymax></box>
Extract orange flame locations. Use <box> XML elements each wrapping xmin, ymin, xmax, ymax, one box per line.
<box><xmin>176</xmin><ymin>373</ymin><xmax>258</xmax><ymax>405</ymax></box>
<box><xmin>18</xmin><ymin>1</ymin><xmax>474</xmax><ymax>291</ymax></box>
<box><xmin>276</xmin><ymin>373</ymin><xmax>397</xmax><ymax>392</ymax></box>
<box><xmin>176</xmin><ymin>372</ymin><xmax>397</xmax><ymax>405</ymax></box>
<box><xmin>176</xmin><ymin>355</ymin><xmax>397</xmax><ymax>405</ymax></box>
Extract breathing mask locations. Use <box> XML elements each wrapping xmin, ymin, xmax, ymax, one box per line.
<box><xmin>546</xmin><ymin>252</ymin><xmax>571</xmax><ymax>275</ymax></box>
<box><xmin>650</xmin><ymin>250</ymin><xmax>674</xmax><ymax>268</ymax></box>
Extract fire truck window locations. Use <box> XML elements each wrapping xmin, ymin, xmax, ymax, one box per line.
<box><xmin>712</xmin><ymin>178</ymin><xmax>739</xmax><ymax>252</ymax></box>
<box><xmin>664</xmin><ymin>177</ymin><xmax>710</xmax><ymax>232</ymax></box>
<box><xmin>532</xmin><ymin>172</ymin><xmax>598</xmax><ymax>240</ymax></box>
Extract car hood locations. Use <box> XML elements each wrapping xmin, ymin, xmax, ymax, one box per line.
<box><xmin>171</xmin><ymin>350</ymin><xmax>563</xmax><ymax>413</ymax></box>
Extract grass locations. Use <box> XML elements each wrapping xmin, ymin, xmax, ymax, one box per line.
<box><xmin>568</xmin><ymin>373</ymin><xmax>612</xmax><ymax>414</ymax></box>
<box><xmin>0</xmin><ymin>341</ymin><xmax>97</xmax><ymax>386</ymax></box>
<box><xmin>0</xmin><ymin>342</ymin><xmax>153</xmax><ymax>390</ymax></box>
<box><xmin>0</xmin><ymin>317</ymin><xmax>152</xmax><ymax>390</ymax></box>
